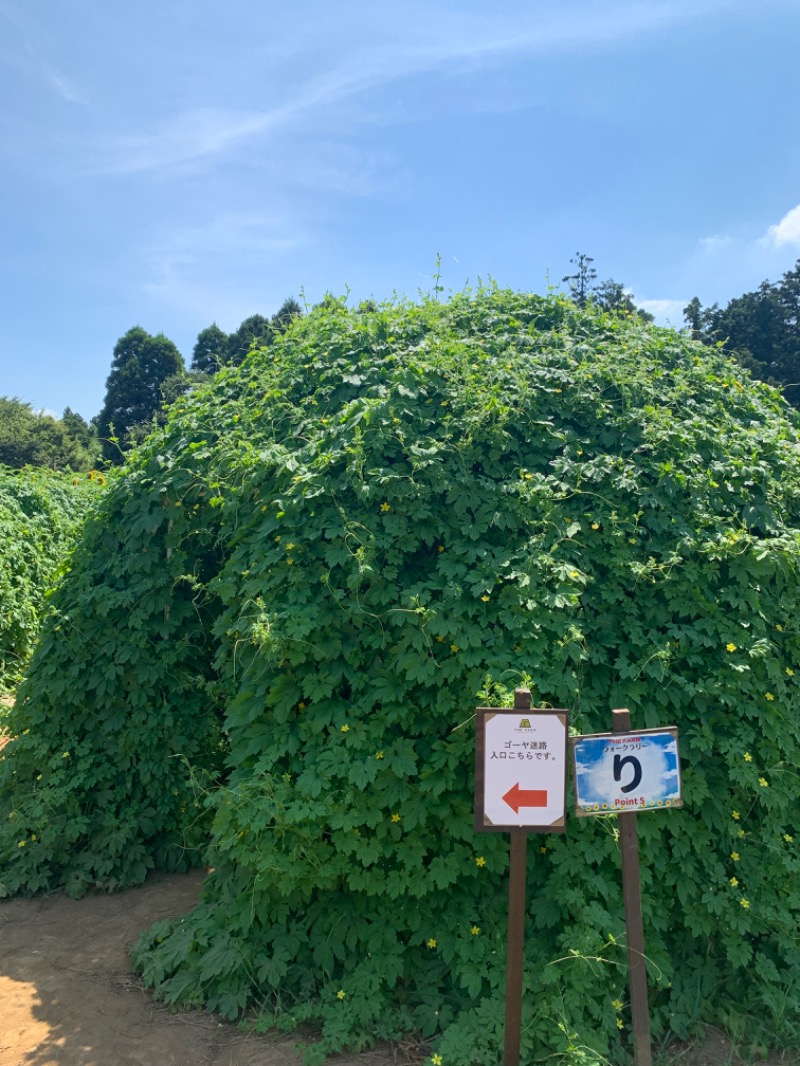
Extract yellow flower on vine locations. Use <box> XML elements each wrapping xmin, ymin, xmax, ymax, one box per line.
<box><xmin>337</xmin><ymin>989</ymin><xmax>346</xmax><ymax>999</ymax></box>
<box><xmin>471</xmin><ymin>925</ymin><xmax>480</xmax><ymax>935</ymax></box>
<box><xmin>765</xmin><ymin>692</ymin><xmax>775</xmax><ymax>701</ymax></box>
<box><xmin>591</xmin><ymin>522</ymin><xmax>599</xmax><ymax>530</ymax></box>
<box><xmin>612</xmin><ymin>999</ymin><xmax>624</xmax><ymax>1010</ymax></box>
<box><xmin>731</xmin><ymin>852</ymin><xmax>740</xmax><ymax>861</ymax></box>
<box><xmin>341</xmin><ymin>724</ymin><xmax>349</xmax><ymax>733</ymax></box>
<box><xmin>481</xmin><ymin>595</ymin><xmax>490</xmax><ymax>602</ymax></box>
<box><xmin>450</xmin><ymin>644</ymin><xmax>459</xmax><ymax>653</ymax></box>
<box><xmin>616</xmin><ymin>1018</ymin><xmax>624</xmax><ymax>1030</ymax></box>
<box><xmin>740</xmin><ymin>899</ymin><xmax>750</xmax><ymax>909</ymax></box>
<box><xmin>726</xmin><ymin>643</ymin><xmax>737</xmax><ymax>653</ymax></box>
<box><xmin>730</xmin><ymin>877</ymin><xmax>739</xmax><ymax>887</ymax></box>
<box><xmin>391</xmin><ymin>813</ymin><xmax>401</xmax><ymax>823</ymax></box>
<box><xmin>744</xmin><ymin>752</ymin><xmax>752</xmax><ymax>762</ymax></box>
<box><xmin>380</xmin><ymin>502</ymin><xmax>391</xmax><ymax>512</ymax></box>
<box><xmin>376</xmin><ymin>751</ymin><xmax>384</xmax><ymax>759</ymax></box>
<box><xmin>732</xmin><ymin>811</ymin><xmax>740</xmax><ymax>820</ymax></box>
<box><xmin>432</xmin><ymin>1056</ymin><xmax>443</xmax><ymax>1066</ymax></box>
<box><xmin>759</xmin><ymin>777</ymin><xmax>769</xmax><ymax>787</ymax></box>
<box><xmin>787</xmin><ymin>668</ymin><xmax>795</xmax><ymax>677</ymax></box>
<box><xmin>427</xmin><ymin>938</ymin><xmax>437</xmax><ymax>949</ymax></box>
<box><xmin>785</xmin><ymin>834</ymin><xmax>793</xmax><ymax>843</ymax></box>
<box><xmin>475</xmin><ymin>855</ymin><xmax>486</xmax><ymax>867</ymax></box>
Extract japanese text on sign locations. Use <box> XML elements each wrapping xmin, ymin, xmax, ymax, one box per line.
<box><xmin>570</xmin><ymin>728</ymin><xmax>682</xmax><ymax>816</ymax></box>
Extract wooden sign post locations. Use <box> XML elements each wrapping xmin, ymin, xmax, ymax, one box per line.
<box><xmin>570</xmin><ymin>710</ymin><xmax>683</xmax><ymax>1066</ymax></box>
<box><xmin>613</xmin><ymin>708</ymin><xmax>652</xmax><ymax>1066</ymax></box>
<box><xmin>475</xmin><ymin>689</ymin><xmax>568</xmax><ymax>1066</ymax></box>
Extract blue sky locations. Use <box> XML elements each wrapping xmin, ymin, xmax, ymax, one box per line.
<box><xmin>2</xmin><ymin>0</ymin><xmax>799</xmax><ymax>421</ymax></box>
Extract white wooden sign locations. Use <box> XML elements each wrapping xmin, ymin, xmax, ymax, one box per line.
<box><xmin>475</xmin><ymin>709</ymin><xmax>568</xmax><ymax>832</ymax></box>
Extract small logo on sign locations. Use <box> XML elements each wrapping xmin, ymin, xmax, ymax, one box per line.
<box><xmin>519</xmin><ymin>719</ymin><xmax>531</xmax><ymax>728</ymax></box>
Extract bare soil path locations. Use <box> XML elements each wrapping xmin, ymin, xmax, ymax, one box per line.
<box><xmin>0</xmin><ymin>869</ymin><xmax>408</xmax><ymax>1066</ymax></box>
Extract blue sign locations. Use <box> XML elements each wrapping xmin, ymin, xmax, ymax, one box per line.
<box><xmin>571</xmin><ymin>728</ymin><xmax>682</xmax><ymax>816</ymax></box>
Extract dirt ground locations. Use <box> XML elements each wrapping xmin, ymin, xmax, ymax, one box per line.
<box><xmin>2</xmin><ymin>871</ymin><xmax>796</xmax><ymax>1066</ymax></box>
<box><xmin>0</xmin><ymin>868</ymin><xmax>408</xmax><ymax>1066</ymax></box>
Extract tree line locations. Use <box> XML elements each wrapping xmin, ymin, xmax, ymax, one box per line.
<box><xmin>3</xmin><ymin>260</ymin><xmax>800</xmax><ymax>472</ymax></box>
<box><xmin>0</xmin><ymin>297</ymin><xmax>303</xmax><ymax>470</ymax></box>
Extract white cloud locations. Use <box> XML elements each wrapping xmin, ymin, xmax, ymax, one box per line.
<box><xmin>767</xmin><ymin>204</ymin><xmax>800</xmax><ymax>248</ymax></box>
<box><xmin>637</xmin><ymin>298</ymin><xmax>687</xmax><ymax>324</ymax></box>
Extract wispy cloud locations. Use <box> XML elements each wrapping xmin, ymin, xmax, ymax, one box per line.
<box><xmin>0</xmin><ymin>5</ymin><xmax>86</xmax><ymax>103</ymax></box>
<box><xmin>142</xmin><ymin>213</ymin><xmax>306</xmax><ymax>322</ymax></box>
<box><xmin>96</xmin><ymin>0</ymin><xmax>751</xmax><ymax>176</ymax></box>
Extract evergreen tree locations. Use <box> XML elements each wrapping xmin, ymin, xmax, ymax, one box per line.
<box><xmin>191</xmin><ymin>324</ymin><xmax>229</xmax><ymax>374</ymax></box>
<box><xmin>96</xmin><ymin>327</ymin><xmax>184</xmax><ymax>463</ymax></box>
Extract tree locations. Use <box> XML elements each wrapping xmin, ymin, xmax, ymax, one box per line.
<box><xmin>684</xmin><ymin>260</ymin><xmax>800</xmax><ymax>401</ymax></box>
<box><xmin>562</xmin><ymin>254</ymin><xmax>652</xmax><ymax>320</ymax></box>
<box><xmin>96</xmin><ymin>327</ymin><xmax>184</xmax><ymax>463</ymax></box>
<box><xmin>191</xmin><ymin>324</ymin><xmax>229</xmax><ymax>374</ymax></box>
<box><xmin>225</xmin><ymin>314</ymin><xmax>273</xmax><ymax>366</ymax></box>
<box><xmin>562</xmin><ymin>252</ymin><xmax>597</xmax><ymax>307</ymax></box>
<box><xmin>593</xmin><ymin>279</ymin><xmax>654</xmax><ymax>321</ymax></box>
<box><xmin>271</xmin><ymin>296</ymin><xmax>303</xmax><ymax>333</ymax></box>
<box><xmin>0</xmin><ymin>397</ymin><xmax>94</xmax><ymax>471</ymax></box>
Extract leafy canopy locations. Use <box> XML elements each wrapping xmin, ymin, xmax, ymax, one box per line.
<box><xmin>3</xmin><ymin>287</ymin><xmax>800</xmax><ymax>1064</ymax></box>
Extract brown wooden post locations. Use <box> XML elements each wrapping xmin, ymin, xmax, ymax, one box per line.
<box><xmin>503</xmin><ymin>688</ymin><xmax>531</xmax><ymax>1066</ymax></box>
<box><xmin>612</xmin><ymin>708</ymin><xmax>652</xmax><ymax>1066</ymax></box>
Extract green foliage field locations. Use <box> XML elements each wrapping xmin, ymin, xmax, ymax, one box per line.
<box><xmin>3</xmin><ymin>288</ymin><xmax>800</xmax><ymax>1064</ymax></box>
<box><xmin>0</xmin><ymin>467</ymin><xmax>104</xmax><ymax>690</ymax></box>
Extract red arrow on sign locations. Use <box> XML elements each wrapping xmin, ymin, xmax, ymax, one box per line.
<box><xmin>502</xmin><ymin>783</ymin><xmax>548</xmax><ymax>812</ymax></box>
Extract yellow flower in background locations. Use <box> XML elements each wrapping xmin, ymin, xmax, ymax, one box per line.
<box><xmin>476</xmin><ymin>856</ymin><xmax>486</xmax><ymax>867</ymax></box>
<box><xmin>738</xmin><ymin>829</ymin><xmax>746</xmax><ymax>839</ymax></box>
<box><xmin>391</xmin><ymin>813</ymin><xmax>401</xmax><ymax>823</ymax></box>
<box><xmin>380</xmin><ymin>502</ymin><xmax>391</xmax><ymax>512</ymax></box>
<box><xmin>759</xmin><ymin>777</ymin><xmax>769</xmax><ymax>787</ymax></box>
<box><xmin>732</xmin><ymin>811</ymin><xmax>740</xmax><ymax>820</ymax></box>
<box><xmin>765</xmin><ymin>692</ymin><xmax>775</xmax><ymax>701</ymax></box>
<box><xmin>591</xmin><ymin>522</ymin><xmax>599</xmax><ymax>530</ymax></box>
<box><xmin>341</xmin><ymin>724</ymin><xmax>349</xmax><ymax>733</ymax></box>
<box><xmin>785</xmin><ymin>834</ymin><xmax>794</xmax><ymax>843</ymax></box>
<box><xmin>481</xmin><ymin>595</ymin><xmax>490</xmax><ymax>602</ymax></box>
<box><xmin>471</xmin><ymin>925</ymin><xmax>480</xmax><ymax>935</ymax></box>
<box><xmin>741</xmin><ymin>899</ymin><xmax>750</xmax><ymax>909</ymax></box>
<box><xmin>744</xmin><ymin>752</ymin><xmax>753</xmax><ymax>762</ymax></box>
<box><xmin>776</xmin><ymin>624</ymin><xmax>784</xmax><ymax>631</ymax></box>
<box><xmin>376</xmin><ymin>751</ymin><xmax>384</xmax><ymax>760</ymax></box>
<box><xmin>427</xmin><ymin>938</ymin><xmax>437</xmax><ymax>949</ymax></box>
<box><xmin>787</xmin><ymin>668</ymin><xmax>795</xmax><ymax>676</ymax></box>
<box><xmin>726</xmin><ymin>643</ymin><xmax>737</xmax><ymax>653</ymax></box>
<box><xmin>616</xmin><ymin>1019</ymin><xmax>624</xmax><ymax>1030</ymax></box>
<box><xmin>730</xmin><ymin>877</ymin><xmax>739</xmax><ymax>887</ymax></box>
<box><xmin>450</xmin><ymin>644</ymin><xmax>459</xmax><ymax>653</ymax></box>
<box><xmin>731</xmin><ymin>852</ymin><xmax>740</xmax><ymax>861</ymax></box>
<box><xmin>438</xmin><ymin>545</ymin><xmax>445</xmax><ymax>552</ymax></box>
<box><xmin>337</xmin><ymin>989</ymin><xmax>346</xmax><ymax>999</ymax></box>
<box><xmin>432</xmin><ymin>1056</ymin><xmax>443</xmax><ymax>1066</ymax></box>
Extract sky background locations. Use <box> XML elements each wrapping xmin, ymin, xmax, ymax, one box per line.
<box><xmin>2</xmin><ymin>0</ymin><xmax>800</xmax><ymax>421</ymax></box>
